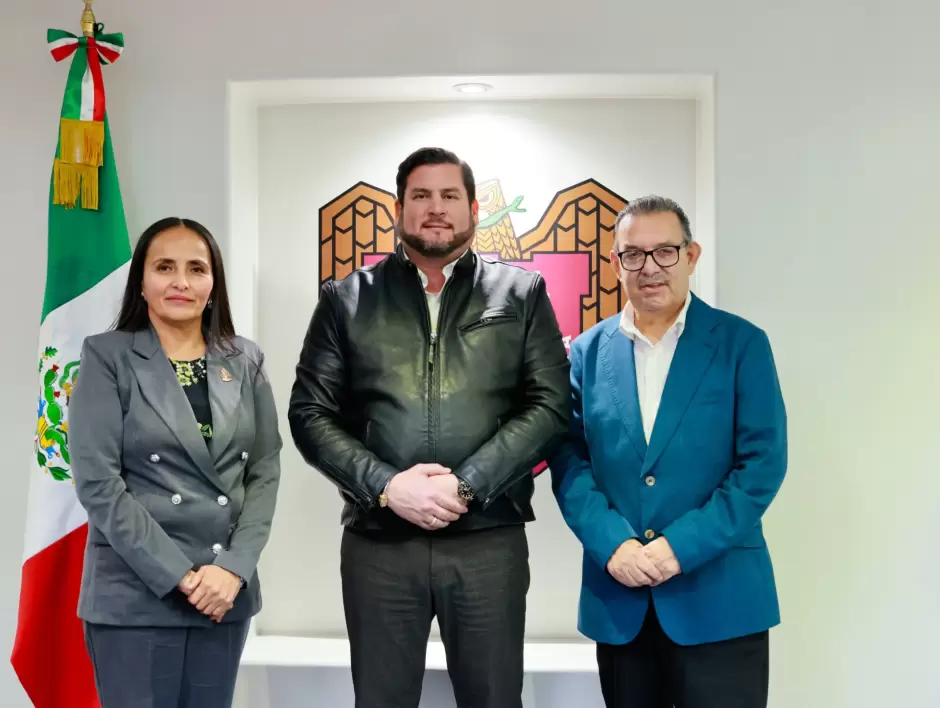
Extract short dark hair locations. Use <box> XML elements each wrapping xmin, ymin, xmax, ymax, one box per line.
<box><xmin>113</xmin><ymin>217</ymin><xmax>237</xmax><ymax>354</ymax></box>
<box><xmin>395</xmin><ymin>147</ymin><xmax>476</xmax><ymax>204</ymax></box>
<box><xmin>614</xmin><ymin>195</ymin><xmax>693</xmax><ymax>245</ymax></box>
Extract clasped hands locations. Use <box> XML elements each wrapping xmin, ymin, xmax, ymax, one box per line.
<box><xmin>385</xmin><ymin>463</ymin><xmax>468</xmax><ymax>531</ymax></box>
<box><xmin>177</xmin><ymin>565</ymin><xmax>242</xmax><ymax>623</ymax></box>
<box><xmin>606</xmin><ymin>537</ymin><xmax>681</xmax><ymax>588</ymax></box>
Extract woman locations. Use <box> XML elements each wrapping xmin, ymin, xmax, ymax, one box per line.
<box><xmin>69</xmin><ymin>217</ymin><xmax>282</xmax><ymax>708</ymax></box>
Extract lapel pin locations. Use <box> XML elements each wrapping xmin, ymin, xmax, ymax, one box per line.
<box><xmin>219</xmin><ymin>367</ymin><xmax>233</xmax><ymax>382</ymax></box>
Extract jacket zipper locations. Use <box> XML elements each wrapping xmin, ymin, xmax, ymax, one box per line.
<box><xmin>428</xmin><ymin>330</ymin><xmax>436</xmax><ymax>461</ymax></box>
<box><xmin>416</xmin><ymin>273</ymin><xmax>437</xmax><ymax>462</ymax></box>
<box><xmin>459</xmin><ymin>313</ymin><xmax>517</xmax><ymax>333</ymax></box>
<box><xmin>422</xmin><ymin>273</ymin><xmax>455</xmax><ymax>464</ymax></box>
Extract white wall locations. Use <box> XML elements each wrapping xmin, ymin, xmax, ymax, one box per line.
<box><xmin>254</xmin><ymin>97</ymin><xmax>698</xmax><ymax>639</ymax></box>
<box><xmin>2</xmin><ymin>1</ymin><xmax>938</xmax><ymax>707</ymax></box>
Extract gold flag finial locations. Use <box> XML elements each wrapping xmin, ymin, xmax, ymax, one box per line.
<box><xmin>81</xmin><ymin>0</ymin><xmax>96</xmax><ymax>37</ymax></box>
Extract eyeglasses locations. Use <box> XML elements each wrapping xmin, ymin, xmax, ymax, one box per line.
<box><xmin>615</xmin><ymin>244</ymin><xmax>685</xmax><ymax>272</ymax></box>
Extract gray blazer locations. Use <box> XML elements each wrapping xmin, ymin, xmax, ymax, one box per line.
<box><xmin>69</xmin><ymin>326</ymin><xmax>282</xmax><ymax>627</ymax></box>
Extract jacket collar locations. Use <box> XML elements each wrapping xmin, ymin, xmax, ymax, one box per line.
<box><xmin>601</xmin><ymin>291</ymin><xmax>720</xmax><ymax>474</ymax></box>
<box><xmin>131</xmin><ymin>322</ymin><xmax>235</xmax><ymax>358</ymax></box>
<box><xmin>129</xmin><ymin>324</ymin><xmax>244</xmax><ymax>493</ymax></box>
<box><xmin>393</xmin><ymin>242</ymin><xmax>476</xmax><ymax>275</ymax></box>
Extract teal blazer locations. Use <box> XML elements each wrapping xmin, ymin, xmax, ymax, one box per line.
<box><xmin>549</xmin><ymin>294</ymin><xmax>787</xmax><ymax>646</ymax></box>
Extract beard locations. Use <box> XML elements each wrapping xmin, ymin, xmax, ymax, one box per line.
<box><xmin>398</xmin><ymin>219</ymin><xmax>476</xmax><ymax>259</ymax></box>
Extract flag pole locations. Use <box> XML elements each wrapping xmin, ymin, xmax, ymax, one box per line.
<box><xmin>81</xmin><ymin>0</ymin><xmax>96</xmax><ymax>37</ymax></box>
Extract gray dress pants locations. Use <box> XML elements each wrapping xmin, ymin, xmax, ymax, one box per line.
<box><xmin>83</xmin><ymin>620</ymin><xmax>250</xmax><ymax>708</ymax></box>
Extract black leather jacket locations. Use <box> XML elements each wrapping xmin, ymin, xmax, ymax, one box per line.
<box><xmin>288</xmin><ymin>245</ymin><xmax>571</xmax><ymax>534</ymax></box>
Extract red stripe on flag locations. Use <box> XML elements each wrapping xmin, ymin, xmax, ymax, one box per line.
<box><xmin>97</xmin><ymin>45</ymin><xmax>121</xmax><ymax>64</ymax></box>
<box><xmin>86</xmin><ymin>38</ymin><xmax>106</xmax><ymax>122</ymax></box>
<box><xmin>11</xmin><ymin>524</ymin><xmax>100</xmax><ymax>708</ymax></box>
<box><xmin>50</xmin><ymin>43</ymin><xmax>78</xmax><ymax>62</ymax></box>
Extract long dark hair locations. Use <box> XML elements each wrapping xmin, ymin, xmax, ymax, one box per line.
<box><xmin>114</xmin><ymin>217</ymin><xmax>237</xmax><ymax>354</ymax></box>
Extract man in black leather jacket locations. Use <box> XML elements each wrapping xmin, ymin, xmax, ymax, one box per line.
<box><xmin>288</xmin><ymin>147</ymin><xmax>571</xmax><ymax>708</ymax></box>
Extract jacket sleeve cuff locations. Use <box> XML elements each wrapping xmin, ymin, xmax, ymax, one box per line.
<box><xmin>212</xmin><ymin>550</ymin><xmax>253</xmax><ymax>585</ymax></box>
<box><xmin>147</xmin><ymin>553</ymin><xmax>195</xmax><ymax>600</ymax></box>
<box><xmin>367</xmin><ymin>467</ymin><xmax>398</xmax><ymax>505</ymax></box>
<box><xmin>454</xmin><ymin>466</ymin><xmax>490</xmax><ymax>506</ymax></box>
<box><xmin>587</xmin><ymin>513</ymin><xmax>638</xmax><ymax>570</ymax></box>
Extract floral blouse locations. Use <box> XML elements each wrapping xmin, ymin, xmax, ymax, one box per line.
<box><xmin>170</xmin><ymin>356</ymin><xmax>213</xmax><ymax>443</ymax></box>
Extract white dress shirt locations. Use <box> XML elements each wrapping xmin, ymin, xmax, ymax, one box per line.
<box><xmin>416</xmin><ymin>262</ymin><xmax>456</xmax><ymax>334</ymax></box>
<box><xmin>402</xmin><ymin>250</ymin><xmax>459</xmax><ymax>334</ymax></box>
<box><xmin>619</xmin><ymin>292</ymin><xmax>692</xmax><ymax>443</ymax></box>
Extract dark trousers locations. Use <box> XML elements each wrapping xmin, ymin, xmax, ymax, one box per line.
<box><xmin>596</xmin><ymin>600</ymin><xmax>769</xmax><ymax>708</ymax></box>
<box><xmin>83</xmin><ymin>620</ymin><xmax>250</xmax><ymax>708</ymax></box>
<box><xmin>341</xmin><ymin>524</ymin><xmax>530</xmax><ymax>708</ymax></box>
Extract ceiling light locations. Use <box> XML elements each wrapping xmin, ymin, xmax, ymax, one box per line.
<box><xmin>453</xmin><ymin>82</ymin><xmax>493</xmax><ymax>94</ymax></box>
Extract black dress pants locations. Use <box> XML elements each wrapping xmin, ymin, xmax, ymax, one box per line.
<box><xmin>341</xmin><ymin>524</ymin><xmax>530</xmax><ymax>708</ymax></box>
<box><xmin>596</xmin><ymin>600</ymin><xmax>769</xmax><ymax>708</ymax></box>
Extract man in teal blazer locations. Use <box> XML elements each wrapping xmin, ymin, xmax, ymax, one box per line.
<box><xmin>549</xmin><ymin>195</ymin><xmax>787</xmax><ymax>708</ymax></box>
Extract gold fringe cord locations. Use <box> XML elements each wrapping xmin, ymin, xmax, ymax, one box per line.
<box><xmin>59</xmin><ymin>118</ymin><xmax>104</xmax><ymax>167</ymax></box>
<box><xmin>53</xmin><ymin>159</ymin><xmax>99</xmax><ymax>210</ymax></box>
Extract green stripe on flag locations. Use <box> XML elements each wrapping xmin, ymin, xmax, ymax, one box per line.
<box><xmin>42</xmin><ymin>114</ymin><xmax>130</xmax><ymax>323</ymax></box>
<box><xmin>59</xmin><ymin>43</ymin><xmax>87</xmax><ymax>122</ymax></box>
<box><xmin>46</xmin><ymin>28</ymin><xmax>74</xmax><ymax>43</ymax></box>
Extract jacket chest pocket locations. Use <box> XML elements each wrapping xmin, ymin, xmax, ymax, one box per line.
<box><xmin>458</xmin><ymin>307</ymin><xmax>519</xmax><ymax>334</ymax></box>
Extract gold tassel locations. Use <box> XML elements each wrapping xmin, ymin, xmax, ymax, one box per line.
<box><xmin>53</xmin><ymin>159</ymin><xmax>99</xmax><ymax>210</ymax></box>
<box><xmin>59</xmin><ymin>118</ymin><xmax>104</xmax><ymax>168</ymax></box>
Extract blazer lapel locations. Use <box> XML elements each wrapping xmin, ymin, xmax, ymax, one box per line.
<box><xmin>206</xmin><ymin>348</ymin><xmax>245</xmax><ymax>462</ymax></box>
<box><xmin>599</xmin><ymin>327</ymin><xmax>648</xmax><ymax>461</ymax></box>
<box><xmin>641</xmin><ymin>296</ymin><xmax>718</xmax><ymax>475</ymax></box>
<box><xmin>129</xmin><ymin>328</ymin><xmax>227</xmax><ymax>494</ymax></box>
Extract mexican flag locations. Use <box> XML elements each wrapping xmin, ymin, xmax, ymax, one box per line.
<box><xmin>10</xmin><ymin>25</ymin><xmax>128</xmax><ymax>708</ymax></box>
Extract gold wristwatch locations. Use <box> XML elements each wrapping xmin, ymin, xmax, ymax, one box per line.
<box><xmin>377</xmin><ymin>479</ymin><xmax>392</xmax><ymax>508</ymax></box>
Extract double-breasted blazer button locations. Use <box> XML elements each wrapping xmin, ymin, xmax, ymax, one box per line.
<box><xmin>211</xmin><ymin>543</ymin><xmax>223</xmax><ymax>554</ymax></box>
<box><xmin>217</xmin><ymin>495</ymin><xmax>228</xmax><ymax>506</ymax></box>
<box><xmin>149</xmin><ymin>454</ymin><xmax>160</xmax><ymax>463</ymax></box>
<box><xmin>241</xmin><ymin>451</ymin><xmax>249</xmax><ymax>461</ymax></box>
<box><xmin>171</xmin><ymin>494</ymin><xmax>182</xmax><ymax>505</ymax></box>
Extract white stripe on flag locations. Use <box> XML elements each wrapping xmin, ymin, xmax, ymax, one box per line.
<box><xmin>48</xmin><ymin>37</ymin><xmax>79</xmax><ymax>53</ymax></box>
<box><xmin>22</xmin><ymin>263</ymin><xmax>129</xmax><ymax>561</ymax></box>
<box><xmin>80</xmin><ymin>64</ymin><xmax>94</xmax><ymax>121</ymax></box>
<box><xmin>96</xmin><ymin>41</ymin><xmax>124</xmax><ymax>60</ymax></box>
